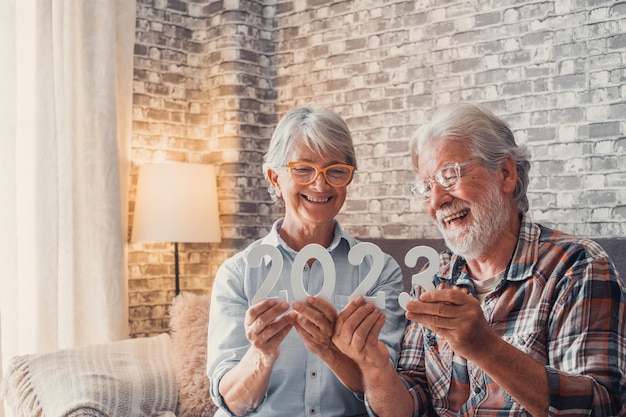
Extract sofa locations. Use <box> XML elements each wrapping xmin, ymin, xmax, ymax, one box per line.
<box><xmin>362</xmin><ymin>237</ymin><xmax>626</xmax><ymax>291</ymax></box>
<box><xmin>1</xmin><ymin>292</ymin><xmax>218</xmax><ymax>417</ymax></box>
<box><xmin>1</xmin><ymin>237</ymin><xmax>624</xmax><ymax>417</ymax></box>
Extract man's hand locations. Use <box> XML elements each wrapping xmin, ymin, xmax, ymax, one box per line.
<box><xmin>406</xmin><ymin>286</ymin><xmax>497</xmax><ymax>361</ymax></box>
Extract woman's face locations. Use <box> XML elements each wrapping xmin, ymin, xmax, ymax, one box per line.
<box><xmin>268</xmin><ymin>140</ymin><xmax>352</xmax><ymax>229</ymax></box>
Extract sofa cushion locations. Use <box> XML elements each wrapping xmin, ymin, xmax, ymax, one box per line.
<box><xmin>169</xmin><ymin>292</ymin><xmax>218</xmax><ymax>417</ymax></box>
<box><xmin>0</xmin><ymin>333</ymin><xmax>177</xmax><ymax>417</ymax></box>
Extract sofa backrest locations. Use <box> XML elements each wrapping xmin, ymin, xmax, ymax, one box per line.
<box><xmin>360</xmin><ymin>237</ymin><xmax>625</xmax><ymax>291</ymax></box>
<box><xmin>595</xmin><ymin>238</ymin><xmax>626</xmax><ymax>279</ymax></box>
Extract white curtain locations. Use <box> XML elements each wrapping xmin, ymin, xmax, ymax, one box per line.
<box><xmin>0</xmin><ymin>0</ymin><xmax>136</xmax><ymax>411</ymax></box>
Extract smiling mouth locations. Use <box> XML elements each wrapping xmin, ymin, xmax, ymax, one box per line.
<box><xmin>440</xmin><ymin>209</ymin><xmax>469</xmax><ymax>226</ymax></box>
<box><xmin>303</xmin><ymin>194</ymin><xmax>331</xmax><ymax>203</ymax></box>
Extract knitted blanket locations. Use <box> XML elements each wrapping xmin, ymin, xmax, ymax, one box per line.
<box><xmin>1</xmin><ymin>333</ymin><xmax>177</xmax><ymax>417</ymax></box>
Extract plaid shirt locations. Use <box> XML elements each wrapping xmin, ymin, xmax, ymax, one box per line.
<box><xmin>395</xmin><ymin>216</ymin><xmax>626</xmax><ymax>416</ymax></box>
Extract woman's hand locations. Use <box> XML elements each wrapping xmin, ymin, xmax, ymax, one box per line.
<box><xmin>294</xmin><ymin>296</ymin><xmax>373</xmax><ymax>393</ymax></box>
<box><xmin>245</xmin><ymin>299</ymin><xmax>296</xmax><ymax>361</ymax></box>
<box><xmin>332</xmin><ymin>296</ymin><xmax>389</xmax><ymax>369</ymax></box>
<box><xmin>219</xmin><ymin>299</ymin><xmax>296</xmax><ymax>416</ymax></box>
<box><xmin>292</xmin><ymin>296</ymin><xmax>338</xmax><ymax>357</ymax></box>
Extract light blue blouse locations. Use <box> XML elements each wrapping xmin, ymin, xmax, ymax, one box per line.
<box><xmin>207</xmin><ymin>220</ymin><xmax>407</xmax><ymax>417</ymax></box>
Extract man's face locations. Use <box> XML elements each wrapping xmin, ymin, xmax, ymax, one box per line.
<box><xmin>417</xmin><ymin>139</ymin><xmax>511</xmax><ymax>259</ymax></box>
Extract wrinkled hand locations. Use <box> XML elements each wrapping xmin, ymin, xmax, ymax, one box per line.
<box><xmin>406</xmin><ymin>285</ymin><xmax>495</xmax><ymax>360</ymax></box>
<box><xmin>332</xmin><ymin>297</ymin><xmax>389</xmax><ymax>369</ymax></box>
<box><xmin>245</xmin><ymin>299</ymin><xmax>296</xmax><ymax>360</ymax></box>
<box><xmin>292</xmin><ymin>296</ymin><xmax>338</xmax><ymax>357</ymax></box>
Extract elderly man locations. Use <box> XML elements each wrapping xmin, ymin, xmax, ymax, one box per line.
<box><xmin>334</xmin><ymin>103</ymin><xmax>626</xmax><ymax>416</ymax></box>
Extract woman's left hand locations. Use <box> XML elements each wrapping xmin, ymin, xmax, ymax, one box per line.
<box><xmin>292</xmin><ymin>296</ymin><xmax>338</xmax><ymax>357</ymax></box>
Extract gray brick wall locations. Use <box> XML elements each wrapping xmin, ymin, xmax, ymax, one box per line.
<box><xmin>130</xmin><ymin>0</ymin><xmax>278</xmax><ymax>336</ymax></box>
<box><xmin>130</xmin><ymin>0</ymin><xmax>626</xmax><ymax>336</ymax></box>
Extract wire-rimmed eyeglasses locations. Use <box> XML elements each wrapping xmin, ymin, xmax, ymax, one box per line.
<box><xmin>409</xmin><ymin>161</ymin><xmax>474</xmax><ymax>199</ymax></box>
<box><xmin>287</xmin><ymin>161</ymin><xmax>355</xmax><ymax>187</ymax></box>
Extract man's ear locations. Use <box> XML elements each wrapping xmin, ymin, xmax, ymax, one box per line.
<box><xmin>500</xmin><ymin>155</ymin><xmax>518</xmax><ymax>194</ymax></box>
<box><xmin>266</xmin><ymin>167</ymin><xmax>282</xmax><ymax>198</ymax></box>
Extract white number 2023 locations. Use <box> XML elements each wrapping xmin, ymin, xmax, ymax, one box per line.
<box><xmin>248</xmin><ymin>242</ymin><xmax>439</xmax><ymax>311</ymax></box>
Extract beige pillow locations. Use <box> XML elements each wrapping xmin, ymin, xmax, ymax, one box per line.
<box><xmin>169</xmin><ymin>292</ymin><xmax>218</xmax><ymax>417</ymax></box>
<box><xmin>0</xmin><ymin>333</ymin><xmax>177</xmax><ymax>417</ymax></box>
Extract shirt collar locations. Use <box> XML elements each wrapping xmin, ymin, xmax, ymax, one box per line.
<box><xmin>505</xmin><ymin>213</ymin><xmax>540</xmax><ymax>282</ymax></box>
<box><xmin>260</xmin><ymin>218</ymin><xmax>352</xmax><ymax>254</ymax></box>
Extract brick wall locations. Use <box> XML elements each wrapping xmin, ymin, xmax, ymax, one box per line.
<box><xmin>129</xmin><ymin>0</ymin><xmax>626</xmax><ymax>337</ymax></box>
<box><xmin>130</xmin><ymin>0</ymin><xmax>279</xmax><ymax>336</ymax></box>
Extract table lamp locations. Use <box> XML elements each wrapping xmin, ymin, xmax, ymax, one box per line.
<box><xmin>131</xmin><ymin>162</ymin><xmax>221</xmax><ymax>295</ymax></box>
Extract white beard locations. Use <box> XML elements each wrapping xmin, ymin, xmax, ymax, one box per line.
<box><xmin>436</xmin><ymin>182</ymin><xmax>510</xmax><ymax>259</ymax></box>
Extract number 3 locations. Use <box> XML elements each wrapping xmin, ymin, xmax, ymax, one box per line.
<box><xmin>398</xmin><ymin>245</ymin><xmax>439</xmax><ymax>310</ymax></box>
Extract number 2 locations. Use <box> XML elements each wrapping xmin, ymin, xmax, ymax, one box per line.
<box><xmin>249</xmin><ymin>244</ymin><xmax>288</xmax><ymax>305</ymax></box>
<box><xmin>348</xmin><ymin>242</ymin><xmax>385</xmax><ymax>308</ymax></box>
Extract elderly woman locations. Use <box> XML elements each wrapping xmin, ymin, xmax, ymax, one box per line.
<box><xmin>206</xmin><ymin>106</ymin><xmax>406</xmax><ymax>417</ymax></box>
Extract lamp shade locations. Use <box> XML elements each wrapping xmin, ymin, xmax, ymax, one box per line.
<box><xmin>131</xmin><ymin>163</ymin><xmax>221</xmax><ymax>243</ymax></box>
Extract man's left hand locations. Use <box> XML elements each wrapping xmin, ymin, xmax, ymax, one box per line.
<box><xmin>406</xmin><ymin>286</ymin><xmax>497</xmax><ymax>361</ymax></box>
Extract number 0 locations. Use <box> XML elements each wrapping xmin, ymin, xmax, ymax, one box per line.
<box><xmin>291</xmin><ymin>243</ymin><xmax>336</xmax><ymax>302</ymax></box>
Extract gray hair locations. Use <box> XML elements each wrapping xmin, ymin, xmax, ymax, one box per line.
<box><xmin>263</xmin><ymin>106</ymin><xmax>357</xmax><ymax>202</ymax></box>
<box><xmin>409</xmin><ymin>102</ymin><xmax>531</xmax><ymax>213</ymax></box>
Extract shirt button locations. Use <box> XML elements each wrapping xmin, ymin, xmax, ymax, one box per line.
<box><xmin>309</xmin><ymin>407</ymin><xmax>316</xmax><ymax>414</ymax></box>
<box><xmin>310</xmin><ymin>371</ymin><xmax>317</xmax><ymax>377</ymax></box>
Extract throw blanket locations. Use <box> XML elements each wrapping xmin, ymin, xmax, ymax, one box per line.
<box><xmin>1</xmin><ymin>333</ymin><xmax>177</xmax><ymax>417</ymax></box>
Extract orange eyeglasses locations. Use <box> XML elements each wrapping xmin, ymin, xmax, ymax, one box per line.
<box><xmin>287</xmin><ymin>161</ymin><xmax>355</xmax><ymax>187</ymax></box>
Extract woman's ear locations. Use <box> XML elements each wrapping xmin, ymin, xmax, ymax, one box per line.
<box><xmin>266</xmin><ymin>167</ymin><xmax>282</xmax><ymax>198</ymax></box>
